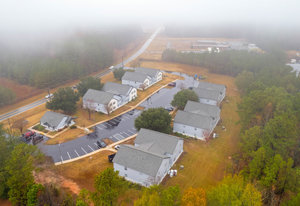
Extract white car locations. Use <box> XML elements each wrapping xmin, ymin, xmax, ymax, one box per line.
<box><xmin>109</xmin><ymin>66</ymin><xmax>114</xmax><ymax>70</ymax></box>
<box><xmin>114</xmin><ymin>145</ymin><xmax>120</xmax><ymax>150</ymax></box>
<box><xmin>45</xmin><ymin>93</ymin><xmax>53</xmax><ymax>99</ymax></box>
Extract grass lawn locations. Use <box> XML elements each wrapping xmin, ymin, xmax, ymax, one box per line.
<box><xmin>46</xmin><ymin>128</ymin><xmax>86</xmax><ymax>145</ymax></box>
<box><xmin>163</xmin><ymin>94</ymin><xmax>241</xmax><ymax>191</ymax></box>
<box><xmin>2</xmin><ymin>104</ymin><xmax>47</xmax><ymax>134</ymax></box>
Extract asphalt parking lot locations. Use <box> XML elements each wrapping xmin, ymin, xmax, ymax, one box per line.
<box><xmin>37</xmin><ymin>72</ymin><xmax>197</xmax><ymax>163</ymax></box>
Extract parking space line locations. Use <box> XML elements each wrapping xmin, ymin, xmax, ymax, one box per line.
<box><xmin>88</xmin><ymin>145</ymin><xmax>94</xmax><ymax>151</ymax></box>
<box><xmin>132</xmin><ymin>127</ymin><xmax>136</xmax><ymax>130</ymax></box>
<box><xmin>123</xmin><ymin>132</ymin><xmax>130</xmax><ymax>137</ymax></box>
<box><xmin>113</xmin><ymin>134</ymin><xmax>121</xmax><ymax>141</ymax></box>
<box><xmin>94</xmin><ymin>142</ymin><xmax>99</xmax><ymax>147</ymax></box>
<box><xmin>110</xmin><ymin>119</ymin><xmax>118</xmax><ymax>124</ymax></box>
<box><xmin>67</xmin><ymin>152</ymin><xmax>71</xmax><ymax>159</ymax></box>
<box><xmin>116</xmin><ymin>133</ymin><xmax>124</xmax><ymax>140</ymax></box>
<box><xmin>122</xmin><ymin>116</ymin><xmax>130</xmax><ymax>120</ymax></box>
<box><xmin>81</xmin><ymin>147</ymin><xmax>87</xmax><ymax>154</ymax></box>
<box><xmin>97</xmin><ymin>126</ymin><xmax>103</xmax><ymax>130</ymax></box>
<box><xmin>74</xmin><ymin>150</ymin><xmax>79</xmax><ymax>157</ymax></box>
<box><xmin>127</xmin><ymin>130</ymin><xmax>135</xmax><ymax>135</ymax></box>
<box><xmin>106</xmin><ymin>122</ymin><xmax>114</xmax><ymax>127</ymax></box>
<box><xmin>60</xmin><ymin>156</ymin><xmax>64</xmax><ymax>162</ymax></box>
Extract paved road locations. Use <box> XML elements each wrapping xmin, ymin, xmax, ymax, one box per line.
<box><xmin>37</xmin><ymin>72</ymin><xmax>198</xmax><ymax>163</ymax></box>
<box><xmin>0</xmin><ymin>27</ymin><xmax>162</xmax><ymax>122</ymax></box>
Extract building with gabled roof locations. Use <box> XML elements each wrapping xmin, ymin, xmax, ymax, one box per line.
<box><xmin>102</xmin><ymin>82</ymin><xmax>137</xmax><ymax>105</ymax></box>
<box><xmin>82</xmin><ymin>89</ymin><xmax>121</xmax><ymax>114</ymax></box>
<box><xmin>193</xmin><ymin>87</ymin><xmax>223</xmax><ymax>106</ymax></box>
<box><xmin>40</xmin><ymin>111</ymin><xmax>74</xmax><ymax>131</ymax></box>
<box><xmin>173</xmin><ymin>110</ymin><xmax>216</xmax><ymax>140</ymax></box>
<box><xmin>184</xmin><ymin>100</ymin><xmax>220</xmax><ymax>123</ymax></box>
<box><xmin>113</xmin><ymin>129</ymin><xmax>183</xmax><ymax>187</ymax></box>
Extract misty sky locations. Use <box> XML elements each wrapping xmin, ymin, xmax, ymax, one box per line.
<box><xmin>0</xmin><ymin>0</ymin><xmax>299</xmax><ymax>45</ymax></box>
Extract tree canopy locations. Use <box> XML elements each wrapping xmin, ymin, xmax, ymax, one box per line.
<box><xmin>0</xmin><ymin>27</ymin><xmax>142</xmax><ymax>89</ymax></box>
<box><xmin>135</xmin><ymin>108</ymin><xmax>172</xmax><ymax>133</ymax></box>
<box><xmin>77</xmin><ymin>76</ymin><xmax>103</xmax><ymax>97</ymax></box>
<box><xmin>46</xmin><ymin>87</ymin><xmax>79</xmax><ymax>114</ymax></box>
<box><xmin>113</xmin><ymin>68</ymin><xmax>126</xmax><ymax>81</ymax></box>
<box><xmin>171</xmin><ymin>89</ymin><xmax>199</xmax><ymax>110</ymax></box>
<box><xmin>207</xmin><ymin>175</ymin><xmax>262</xmax><ymax>206</ymax></box>
<box><xmin>92</xmin><ymin>168</ymin><xmax>127</xmax><ymax>206</ymax></box>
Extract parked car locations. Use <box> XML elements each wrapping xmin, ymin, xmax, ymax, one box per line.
<box><xmin>96</xmin><ymin>140</ymin><xmax>107</xmax><ymax>148</ymax></box>
<box><xmin>45</xmin><ymin>93</ymin><xmax>53</xmax><ymax>99</ymax></box>
<box><xmin>23</xmin><ymin>131</ymin><xmax>36</xmax><ymax>141</ymax></box>
<box><xmin>32</xmin><ymin>135</ymin><xmax>44</xmax><ymax>145</ymax></box>
<box><xmin>188</xmin><ymin>86</ymin><xmax>193</xmax><ymax>90</ymax></box>
<box><xmin>164</xmin><ymin>106</ymin><xmax>174</xmax><ymax>112</ymax></box>
<box><xmin>168</xmin><ymin>82</ymin><xmax>176</xmax><ymax>87</ymax></box>
<box><xmin>114</xmin><ymin>145</ymin><xmax>120</xmax><ymax>150</ymax></box>
<box><xmin>108</xmin><ymin>153</ymin><xmax>116</xmax><ymax>162</ymax></box>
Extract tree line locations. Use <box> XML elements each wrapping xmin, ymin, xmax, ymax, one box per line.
<box><xmin>162</xmin><ymin>49</ymin><xmax>291</xmax><ymax>77</ymax></box>
<box><xmin>0</xmin><ymin>86</ymin><xmax>15</xmax><ymax>107</ymax></box>
<box><xmin>0</xmin><ymin>27</ymin><xmax>141</xmax><ymax>89</ymax></box>
<box><xmin>163</xmin><ymin>47</ymin><xmax>300</xmax><ymax>204</ymax></box>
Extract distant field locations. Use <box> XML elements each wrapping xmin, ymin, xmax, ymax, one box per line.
<box><xmin>138</xmin><ymin>35</ymin><xmax>245</xmax><ymax>60</ymax></box>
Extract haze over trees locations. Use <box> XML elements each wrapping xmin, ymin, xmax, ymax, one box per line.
<box><xmin>77</xmin><ymin>77</ymin><xmax>103</xmax><ymax>97</ymax></box>
<box><xmin>0</xmin><ymin>26</ymin><xmax>142</xmax><ymax>89</ymax></box>
<box><xmin>0</xmin><ymin>86</ymin><xmax>15</xmax><ymax>107</ymax></box>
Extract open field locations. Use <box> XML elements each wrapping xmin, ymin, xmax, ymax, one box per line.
<box><xmin>138</xmin><ymin>35</ymin><xmax>245</xmax><ymax>60</ymax></box>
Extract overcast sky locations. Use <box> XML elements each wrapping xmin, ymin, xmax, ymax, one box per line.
<box><xmin>0</xmin><ymin>0</ymin><xmax>299</xmax><ymax>44</ymax></box>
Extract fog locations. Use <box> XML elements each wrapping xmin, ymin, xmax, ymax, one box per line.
<box><xmin>0</xmin><ymin>0</ymin><xmax>299</xmax><ymax>47</ymax></box>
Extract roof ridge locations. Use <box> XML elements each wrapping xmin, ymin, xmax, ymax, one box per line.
<box><xmin>122</xmin><ymin>144</ymin><xmax>169</xmax><ymax>159</ymax></box>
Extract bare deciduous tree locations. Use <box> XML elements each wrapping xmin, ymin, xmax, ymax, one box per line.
<box><xmin>12</xmin><ymin>118</ymin><xmax>28</xmax><ymax>134</ymax></box>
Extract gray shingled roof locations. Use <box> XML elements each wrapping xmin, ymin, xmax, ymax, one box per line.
<box><xmin>113</xmin><ymin>144</ymin><xmax>169</xmax><ymax>177</ymax></box>
<box><xmin>135</xmin><ymin>128</ymin><xmax>181</xmax><ymax>156</ymax></box>
<box><xmin>174</xmin><ymin>110</ymin><xmax>214</xmax><ymax>130</ymax></box>
<box><xmin>193</xmin><ymin>87</ymin><xmax>220</xmax><ymax>101</ymax></box>
<box><xmin>122</xmin><ymin>71</ymin><xmax>149</xmax><ymax>83</ymax></box>
<box><xmin>135</xmin><ymin>67</ymin><xmax>160</xmax><ymax>78</ymax></box>
<box><xmin>197</xmin><ymin>81</ymin><xmax>225</xmax><ymax>92</ymax></box>
<box><xmin>184</xmin><ymin>101</ymin><xmax>220</xmax><ymax>119</ymax></box>
<box><xmin>40</xmin><ymin>111</ymin><xmax>72</xmax><ymax>128</ymax></box>
<box><xmin>102</xmin><ymin>82</ymin><xmax>132</xmax><ymax>96</ymax></box>
<box><xmin>83</xmin><ymin>89</ymin><xmax>115</xmax><ymax>104</ymax></box>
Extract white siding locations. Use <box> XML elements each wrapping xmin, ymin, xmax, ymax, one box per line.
<box><xmin>122</xmin><ymin>79</ymin><xmax>144</xmax><ymax>89</ymax></box>
<box><xmin>83</xmin><ymin>98</ymin><xmax>119</xmax><ymax>114</ymax></box>
<box><xmin>129</xmin><ymin>88</ymin><xmax>137</xmax><ymax>101</ymax></box>
<box><xmin>173</xmin><ymin>122</ymin><xmax>207</xmax><ymax>140</ymax></box>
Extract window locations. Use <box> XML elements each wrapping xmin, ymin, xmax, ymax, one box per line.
<box><xmin>124</xmin><ymin>166</ymin><xmax>127</xmax><ymax>170</ymax></box>
<box><xmin>194</xmin><ymin>128</ymin><xmax>197</xmax><ymax>131</ymax></box>
<box><xmin>125</xmin><ymin>174</ymin><xmax>127</xmax><ymax>177</ymax></box>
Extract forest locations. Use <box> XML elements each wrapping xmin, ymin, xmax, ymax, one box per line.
<box><xmin>164</xmin><ymin>47</ymin><xmax>300</xmax><ymax>204</ymax></box>
<box><xmin>162</xmin><ymin>49</ymin><xmax>291</xmax><ymax>77</ymax></box>
<box><xmin>0</xmin><ymin>26</ymin><xmax>142</xmax><ymax>89</ymax></box>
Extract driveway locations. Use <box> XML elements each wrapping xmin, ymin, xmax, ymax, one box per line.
<box><xmin>37</xmin><ymin>72</ymin><xmax>198</xmax><ymax>163</ymax></box>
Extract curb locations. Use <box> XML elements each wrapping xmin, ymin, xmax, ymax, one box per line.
<box><xmin>54</xmin><ymin>134</ymin><xmax>138</xmax><ymax>165</ymax></box>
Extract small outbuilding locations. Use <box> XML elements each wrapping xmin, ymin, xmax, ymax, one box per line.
<box><xmin>40</xmin><ymin>111</ymin><xmax>74</xmax><ymax>131</ymax></box>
